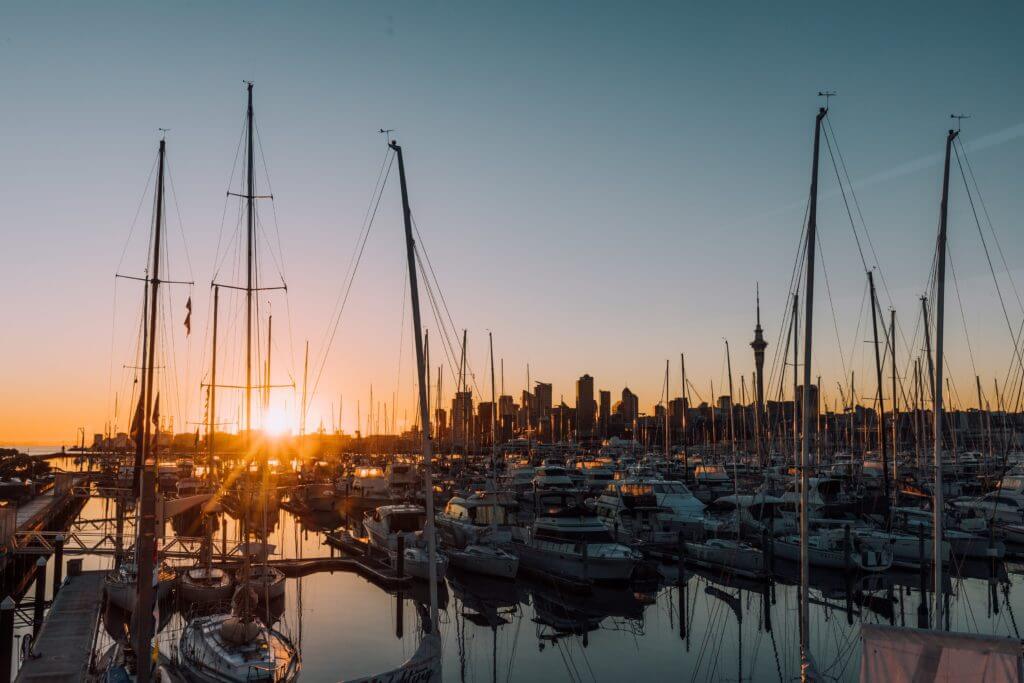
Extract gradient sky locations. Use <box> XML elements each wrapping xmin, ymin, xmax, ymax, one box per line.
<box><xmin>2</xmin><ymin>1</ymin><xmax>1023</xmax><ymax>444</ymax></box>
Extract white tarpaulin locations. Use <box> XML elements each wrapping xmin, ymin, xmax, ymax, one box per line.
<box><xmin>861</xmin><ymin>624</ymin><xmax>1023</xmax><ymax>682</ymax></box>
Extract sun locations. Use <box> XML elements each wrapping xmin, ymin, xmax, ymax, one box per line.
<box><xmin>262</xmin><ymin>406</ymin><xmax>292</xmax><ymax>437</ymax></box>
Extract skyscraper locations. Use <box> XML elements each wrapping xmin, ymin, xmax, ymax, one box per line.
<box><xmin>599</xmin><ymin>390</ymin><xmax>611</xmax><ymax>438</ymax></box>
<box><xmin>575</xmin><ymin>374</ymin><xmax>596</xmax><ymax>437</ymax></box>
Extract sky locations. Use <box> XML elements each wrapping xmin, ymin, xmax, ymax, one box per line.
<box><xmin>1</xmin><ymin>1</ymin><xmax>1023</xmax><ymax>444</ymax></box>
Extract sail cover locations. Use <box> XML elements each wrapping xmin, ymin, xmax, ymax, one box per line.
<box><xmin>861</xmin><ymin>624</ymin><xmax>1023</xmax><ymax>682</ymax></box>
<box><xmin>343</xmin><ymin>633</ymin><xmax>441</xmax><ymax>683</ymax></box>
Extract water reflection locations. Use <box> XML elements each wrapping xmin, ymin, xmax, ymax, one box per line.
<box><xmin>59</xmin><ymin>480</ymin><xmax>1024</xmax><ymax>682</ymax></box>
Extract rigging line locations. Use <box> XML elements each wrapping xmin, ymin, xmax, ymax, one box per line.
<box><xmin>947</xmin><ymin>247</ymin><xmax>979</xmax><ymax>379</ymax></box>
<box><xmin>822</xmin><ymin>123</ymin><xmax>870</xmax><ymax>273</ymax></box>
<box><xmin>410</xmin><ymin>213</ymin><xmax>484</xmax><ymax>397</ymax></box>
<box><xmin>825</xmin><ymin>117</ymin><xmax>896</xmax><ymax>305</ymax></box>
<box><xmin>411</xmin><ymin>224</ymin><xmax>483</xmax><ymax>397</ymax></box>
<box><xmin>310</xmin><ymin>146</ymin><xmax>391</xmax><ymax>372</ymax></box>
<box><xmin>957</xmin><ymin>138</ymin><xmax>1024</xmax><ymax>315</ymax></box>
<box><xmin>816</xmin><ymin>221</ymin><xmax>850</xmax><ymax>386</ymax></box>
<box><xmin>163</xmin><ymin>154</ymin><xmax>195</xmax><ymax>281</ymax></box>
<box><xmin>308</xmin><ymin>150</ymin><xmax>394</xmax><ymax>410</ymax></box>
<box><xmin>954</xmin><ymin>144</ymin><xmax>1024</xmax><ymax>401</ymax></box>
<box><xmin>394</xmin><ymin>269</ymin><xmax>408</xmax><ymax>433</ymax></box>
<box><xmin>212</xmin><ymin>111</ymin><xmax>248</xmax><ymax>281</ymax></box>
<box><xmin>115</xmin><ymin>155</ymin><xmax>158</xmax><ymax>274</ymax></box>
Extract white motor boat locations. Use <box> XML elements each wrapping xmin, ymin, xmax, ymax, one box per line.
<box><xmin>448</xmin><ymin>544</ymin><xmax>518</xmax><ymax>579</ymax></box>
<box><xmin>364</xmin><ymin>503</ymin><xmax>427</xmax><ymax>551</ymax></box>
<box><xmin>437</xmin><ymin>491</ymin><xmax>516</xmax><ymax>547</ymax></box>
<box><xmin>774</xmin><ymin>528</ymin><xmax>892</xmax><ymax>572</ymax></box>
<box><xmin>683</xmin><ymin>538</ymin><xmax>766</xmax><ymax>578</ymax></box>
<box><xmin>511</xmin><ymin>503</ymin><xmax>640</xmax><ymax>582</ymax></box>
<box><xmin>392</xmin><ymin>543</ymin><xmax>448</xmax><ymax>582</ymax></box>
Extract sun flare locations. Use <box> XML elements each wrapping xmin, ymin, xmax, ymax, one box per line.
<box><xmin>262</xmin><ymin>406</ymin><xmax>292</xmax><ymax>437</ymax></box>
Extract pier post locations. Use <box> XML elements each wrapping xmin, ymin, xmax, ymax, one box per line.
<box><xmin>0</xmin><ymin>596</ymin><xmax>14</xmax><ymax>683</ymax></box>
<box><xmin>396</xmin><ymin>535</ymin><xmax>405</xmax><ymax>579</ymax></box>
<box><xmin>676</xmin><ymin>531</ymin><xmax>686</xmax><ymax>585</ymax></box>
<box><xmin>917</xmin><ymin>526</ymin><xmax>928</xmax><ymax>628</ymax></box>
<box><xmin>32</xmin><ymin>557</ymin><xmax>46</xmax><ymax>640</ymax></box>
<box><xmin>52</xmin><ymin>535</ymin><xmax>64</xmax><ymax>596</ymax></box>
<box><xmin>395</xmin><ymin>590</ymin><xmax>404</xmax><ymax>639</ymax></box>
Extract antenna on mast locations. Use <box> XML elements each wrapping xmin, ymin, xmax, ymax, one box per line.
<box><xmin>379</xmin><ymin>128</ymin><xmax>395</xmax><ymax>145</ymax></box>
<box><xmin>817</xmin><ymin>91</ymin><xmax>836</xmax><ymax>109</ymax></box>
<box><xmin>950</xmin><ymin>113</ymin><xmax>971</xmax><ymax>132</ymax></box>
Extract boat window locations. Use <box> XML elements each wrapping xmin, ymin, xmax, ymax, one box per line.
<box><xmin>534</xmin><ymin>526</ymin><xmax>614</xmax><ymax>544</ymax></box>
<box><xmin>389</xmin><ymin>513</ymin><xmax>424</xmax><ymax>532</ymax></box>
<box><xmin>474</xmin><ymin>505</ymin><xmax>508</xmax><ymax>525</ymax></box>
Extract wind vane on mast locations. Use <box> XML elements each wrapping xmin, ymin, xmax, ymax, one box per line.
<box><xmin>950</xmin><ymin>113</ymin><xmax>971</xmax><ymax>131</ymax></box>
<box><xmin>817</xmin><ymin>90</ymin><xmax>836</xmax><ymax>108</ymax></box>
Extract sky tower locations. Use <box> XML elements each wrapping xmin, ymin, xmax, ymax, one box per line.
<box><xmin>750</xmin><ymin>284</ymin><xmax>768</xmax><ymax>466</ymax></box>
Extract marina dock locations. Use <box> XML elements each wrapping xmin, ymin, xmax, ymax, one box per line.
<box><xmin>14</xmin><ymin>570</ymin><xmax>105</xmax><ymax>683</ymax></box>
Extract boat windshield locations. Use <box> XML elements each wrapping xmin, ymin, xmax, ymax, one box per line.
<box><xmin>388</xmin><ymin>513</ymin><xmax>424</xmax><ymax>532</ymax></box>
<box><xmin>534</xmin><ymin>526</ymin><xmax>614</xmax><ymax>544</ymax></box>
<box><xmin>653</xmin><ymin>482</ymin><xmax>691</xmax><ymax>495</ymax></box>
<box><xmin>355</xmin><ymin>466</ymin><xmax>384</xmax><ymax>478</ymax></box>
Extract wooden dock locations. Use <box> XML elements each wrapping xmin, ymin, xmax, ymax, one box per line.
<box><xmin>15</xmin><ymin>570</ymin><xmax>105</xmax><ymax>682</ymax></box>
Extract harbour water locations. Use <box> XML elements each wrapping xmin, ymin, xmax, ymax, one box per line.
<box><xmin>14</xmin><ymin>456</ymin><xmax>1022</xmax><ymax>683</ymax></box>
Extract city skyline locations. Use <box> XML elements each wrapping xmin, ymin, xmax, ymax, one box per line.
<box><xmin>3</xmin><ymin>2</ymin><xmax>1024</xmax><ymax>444</ymax></box>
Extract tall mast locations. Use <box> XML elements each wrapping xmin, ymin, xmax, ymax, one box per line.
<box><xmin>868</xmin><ymin>270</ymin><xmax>890</xmax><ymax>517</ymax></box>
<box><xmin>799</xmin><ymin>105</ymin><xmax>827</xmax><ymax>679</ymax></box>
<box><xmin>680</xmin><ymin>353</ymin><xmax>689</xmax><ymax>478</ymax></box>
<box><xmin>389</xmin><ymin>139</ymin><xmax>440</xmax><ymax>639</ymax></box>
<box><xmin>209</xmin><ymin>285</ymin><xmax>220</xmax><ymax>463</ymax></box>
<box><xmin>135</xmin><ymin>136</ymin><xmax>166</xmax><ymax>683</ymax></box>
<box><xmin>890</xmin><ymin>309</ymin><xmax>899</xmax><ymax>471</ymax></box>
<box><xmin>933</xmin><ymin>126</ymin><xmax>958</xmax><ymax>629</ymax></box>
<box><xmin>489</xmin><ymin>333</ymin><xmax>498</xmax><ymax>504</ymax></box>
<box><xmin>244</xmin><ymin>82</ymin><xmax>256</xmax><ymax>443</ymax></box>
<box><xmin>301</xmin><ymin>340</ymin><xmax>309</xmax><ymax>441</ymax></box>
<box><xmin>664</xmin><ymin>360</ymin><xmax>670</xmax><ymax>461</ymax></box>
<box><xmin>265</xmin><ymin>314</ymin><xmax>272</xmax><ymax>410</ymax></box>
<box><xmin>725</xmin><ymin>340</ymin><xmax>736</xmax><ymax>455</ymax></box>
<box><xmin>792</xmin><ymin>292</ymin><xmax>800</xmax><ymax>466</ymax></box>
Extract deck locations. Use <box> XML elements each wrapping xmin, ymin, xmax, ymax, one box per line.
<box><xmin>15</xmin><ymin>570</ymin><xmax>105</xmax><ymax>682</ymax></box>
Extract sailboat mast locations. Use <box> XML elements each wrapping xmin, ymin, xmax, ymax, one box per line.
<box><xmin>489</xmin><ymin>333</ymin><xmax>498</xmax><ymax>499</ymax></box>
<box><xmin>799</xmin><ymin>105</ymin><xmax>827</xmax><ymax>678</ymax></box>
<box><xmin>136</xmin><ymin>136</ymin><xmax>166</xmax><ymax>683</ymax></box>
<box><xmin>725</xmin><ymin>340</ymin><xmax>736</xmax><ymax>455</ymax></box>
<box><xmin>792</xmin><ymin>293</ymin><xmax>800</xmax><ymax>466</ymax></box>
<box><xmin>209</xmin><ymin>285</ymin><xmax>220</xmax><ymax>463</ymax></box>
<box><xmin>390</xmin><ymin>140</ymin><xmax>440</xmax><ymax>638</ymax></box>
<box><xmin>933</xmin><ymin>126</ymin><xmax>958</xmax><ymax>629</ymax></box>
<box><xmin>890</xmin><ymin>309</ymin><xmax>899</xmax><ymax>470</ymax></box>
<box><xmin>301</xmin><ymin>340</ymin><xmax>309</xmax><ymax>440</ymax></box>
<box><xmin>868</xmin><ymin>270</ymin><xmax>890</xmax><ymax>514</ymax></box>
<box><xmin>245</xmin><ymin>82</ymin><xmax>255</xmax><ymax>440</ymax></box>
<box><xmin>664</xmin><ymin>359</ymin><xmax>670</xmax><ymax>460</ymax></box>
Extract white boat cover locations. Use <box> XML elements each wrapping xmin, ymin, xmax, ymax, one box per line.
<box><xmin>861</xmin><ymin>624</ymin><xmax>1023</xmax><ymax>683</ymax></box>
<box><xmin>343</xmin><ymin>633</ymin><xmax>441</xmax><ymax>683</ymax></box>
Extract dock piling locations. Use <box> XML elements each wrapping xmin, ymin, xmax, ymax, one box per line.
<box><xmin>1</xmin><ymin>596</ymin><xmax>14</xmax><ymax>683</ymax></box>
<box><xmin>32</xmin><ymin>557</ymin><xmax>46</xmax><ymax>640</ymax></box>
<box><xmin>52</xmin><ymin>534</ymin><xmax>64</xmax><ymax>595</ymax></box>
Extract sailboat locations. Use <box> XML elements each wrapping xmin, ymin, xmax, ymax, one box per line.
<box><xmin>860</xmin><ymin>122</ymin><xmax>1024</xmax><ymax>681</ymax></box>
<box><xmin>342</xmin><ymin>137</ymin><xmax>442</xmax><ymax>682</ymax></box>
<box><xmin>448</xmin><ymin>332</ymin><xmax>519</xmax><ymax>579</ymax></box>
<box><xmin>100</xmin><ymin>138</ymin><xmax>181</xmax><ymax>662</ymax></box>
<box><xmin>177</xmin><ymin>82</ymin><xmax>298</xmax><ymax>682</ymax></box>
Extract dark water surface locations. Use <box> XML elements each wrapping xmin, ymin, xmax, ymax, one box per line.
<box><xmin>14</xmin><ymin>456</ymin><xmax>1024</xmax><ymax>682</ymax></box>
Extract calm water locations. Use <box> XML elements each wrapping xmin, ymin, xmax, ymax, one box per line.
<box><xmin>13</xmin><ymin>457</ymin><xmax>1024</xmax><ymax>682</ymax></box>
